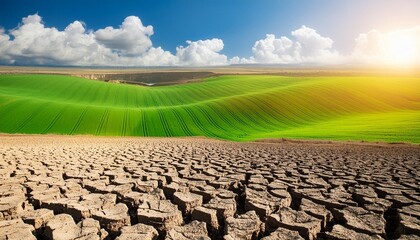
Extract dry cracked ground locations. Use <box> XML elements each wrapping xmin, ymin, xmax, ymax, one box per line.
<box><xmin>0</xmin><ymin>136</ymin><xmax>419</xmax><ymax>240</ymax></box>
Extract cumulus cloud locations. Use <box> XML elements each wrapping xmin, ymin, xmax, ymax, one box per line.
<box><xmin>1</xmin><ymin>14</ymin><xmax>418</xmax><ymax>66</ymax></box>
<box><xmin>235</xmin><ymin>25</ymin><xmax>343</xmax><ymax>65</ymax></box>
<box><xmin>353</xmin><ymin>30</ymin><xmax>385</xmax><ymax>57</ymax></box>
<box><xmin>0</xmin><ymin>28</ymin><xmax>12</xmax><ymax>64</ymax></box>
<box><xmin>351</xmin><ymin>26</ymin><xmax>420</xmax><ymax>65</ymax></box>
<box><xmin>176</xmin><ymin>39</ymin><xmax>227</xmax><ymax>66</ymax></box>
<box><xmin>1</xmin><ymin>14</ymin><xmax>117</xmax><ymax>65</ymax></box>
<box><xmin>232</xmin><ymin>25</ymin><xmax>420</xmax><ymax>66</ymax></box>
<box><xmin>95</xmin><ymin>16</ymin><xmax>153</xmax><ymax>56</ymax></box>
<box><xmin>0</xmin><ymin>14</ymin><xmax>228</xmax><ymax>66</ymax></box>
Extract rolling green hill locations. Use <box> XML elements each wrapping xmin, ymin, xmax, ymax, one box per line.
<box><xmin>0</xmin><ymin>74</ymin><xmax>419</xmax><ymax>143</ymax></box>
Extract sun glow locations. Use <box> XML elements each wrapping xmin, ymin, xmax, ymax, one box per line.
<box><xmin>386</xmin><ymin>34</ymin><xmax>418</xmax><ymax>65</ymax></box>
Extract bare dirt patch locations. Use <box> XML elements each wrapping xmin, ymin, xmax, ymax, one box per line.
<box><xmin>75</xmin><ymin>72</ymin><xmax>218</xmax><ymax>86</ymax></box>
<box><xmin>0</xmin><ymin>135</ymin><xmax>419</xmax><ymax>239</ymax></box>
<box><xmin>1</xmin><ymin>65</ymin><xmax>419</xmax><ymax>86</ymax></box>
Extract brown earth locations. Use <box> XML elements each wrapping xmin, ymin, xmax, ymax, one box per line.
<box><xmin>74</xmin><ymin>71</ymin><xmax>218</xmax><ymax>86</ymax></box>
<box><xmin>1</xmin><ymin>66</ymin><xmax>419</xmax><ymax>87</ymax></box>
<box><xmin>0</xmin><ymin>135</ymin><xmax>419</xmax><ymax>240</ymax></box>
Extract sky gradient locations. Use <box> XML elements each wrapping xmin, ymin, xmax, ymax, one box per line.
<box><xmin>0</xmin><ymin>0</ymin><xmax>419</xmax><ymax>66</ymax></box>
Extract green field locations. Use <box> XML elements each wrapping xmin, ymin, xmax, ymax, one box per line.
<box><xmin>0</xmin><ymin>74</ymin><xmax>419</xmax><ymax>143</ymax></box>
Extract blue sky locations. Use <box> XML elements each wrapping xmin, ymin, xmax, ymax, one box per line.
<box><xmin>0</xmin><ymin>0</ymin><xmax>419</xmax><ymax>66</ymax></box>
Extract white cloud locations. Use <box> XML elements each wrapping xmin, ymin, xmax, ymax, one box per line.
<box><xmin>233</xmin><ymin>25</ymin><xmax>420</xmax><ymax>66</ymax></box>
<box><xmin>250</xmin><ymin>34</ymin><xmax>296</xmax><ymax>63</ymax></box>
<box><xmin>353</xmin><ymin>30</ymin><xmax>384</xmax><ymax>56</ymax></box>
<box><xmin>1</xmin><ymin>14</ymin><xmax>418</xmax><ymax>67</ymax></box>
<box><xmin>176</xmin><ymin>39</ymin><xmax>228</xmax><ymax>66</ymax></box>
<box><xmin>236</xmin><ymin>25</ymin><xmax>343</xmax><ymax>65</ymax></box>
<box><xmin>291</xmin><ymin>26</ymin><xmax>337</xmax><ymax>60</ymax></box>
<box><xmin>95</xmin><ymin>16</ymin><xmax>153</xmax><ymax>56</ymax></box>
<box><xmin>0</xmin><ymin>14</ymin><xmax>228</xmax><ymax>66</ymax></box>
<box><xmin>1</xmin><ymin>14</ymin><xmax>113</xmax><ymax>65</ymax></box>
<box><xmin>0</xmin><ymin>28</ymin><xmax>12</xmax><ymax>64</ymax></box>
<box><xmin>351</xmin><ymin>26</ymin><xmax>420</xmax><ymax>65</ymax></box>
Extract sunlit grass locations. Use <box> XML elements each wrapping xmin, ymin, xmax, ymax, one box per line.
<box><xmin>0</xmin><ymin>74</ymin><xmax>418</xmax><ymax>143</ymax></box>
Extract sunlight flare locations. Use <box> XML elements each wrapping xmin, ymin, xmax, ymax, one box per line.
<box><xmin>386</xmin><ymin>33</ymin><xmax>418</xmax><ymax>65</ymax></box>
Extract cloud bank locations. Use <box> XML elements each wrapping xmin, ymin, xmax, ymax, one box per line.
<box><xmin>233</xmin><ymin>25</ymin><xmax>420</xmax><ymax>66</ymax></box>
<box><xmin>0</xmin><ymin>14</ymin><xmax>227</xmax><ymax>66</ymax></box>
<box><xmin>0</xmin><ymin>14</ymin><xmax>418</xmax><ymax>66</ymax></box>
<box><xmin>350</xmin><ymin>26</ymin><xmax>420</xmax><ymax>65</ymax></box>
<box><xmin>233</xmin><ymin>25</ymin><xmax>343</xmax><ymax>65</ymax></box>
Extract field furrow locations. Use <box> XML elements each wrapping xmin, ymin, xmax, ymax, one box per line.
<box><xmin>96</xmin><ymin>109</ymin><xmax>110</xmax><ymax>135</ymax></box>
<box><xmin>141</xmin><ymin>110</ymin><xmax>148</xmax><ymax>136</ymax></box>
<box><xmin>13</xmin><ymin>102</ymin><xmax>51</xmax><ymax>133</ymax></box>
<box><xmin>70</xmin><ymin>107</ymin><xmax>89</xmax><ymax>135</ymax></box>
<box><xmin>157</xmin><ymin>109</ymin><xmax>172</xmax><ymax>137</ymax></box>
<box><xmin>42</xmin><ymin>107</ymin><xmax>67</xmax><ymax>134</ymax></box>
<box><xmin>170</xmin><ymin>108</ymin><xmax>194</xmax><ymax>136</ymax></box>
<box><xmin>183</xmin><ymin>107</ymin><xmax>218</xmax><ymax>138</ymax></box>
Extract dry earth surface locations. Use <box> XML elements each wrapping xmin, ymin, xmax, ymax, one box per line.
<box><xmin>0</xmin><ymin>135</ymin><xmax>419</xmax><ymax>240</ymax></box>
<box><xmin>1</xmin><ymin>66</ymin><xmax>418</xmax><ymax>80</ymax></box>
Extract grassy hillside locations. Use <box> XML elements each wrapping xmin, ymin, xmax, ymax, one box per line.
<box><xmin>0</xmin><ymin>74</ymin><xmax>418</xmax><ymax>143</ymax></box>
